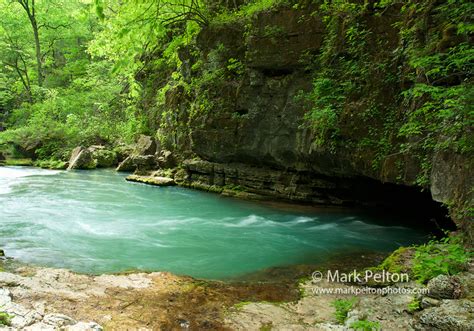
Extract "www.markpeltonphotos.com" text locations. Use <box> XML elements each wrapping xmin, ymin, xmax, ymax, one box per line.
<box><xmin>311</xmin><ymin>286</ymin><xmax>430</xmax><ymax>296</ymax></box>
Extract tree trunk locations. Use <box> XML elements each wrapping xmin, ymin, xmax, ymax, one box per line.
<box><xmin>31</xmin><ymin>16</ymin><xmax>43</xmax><ymax>86</ymax></box>
<box><xmin>18</xmin><ymin>0</ymin><xmax>43</xmax><ymax>86</ymax></box>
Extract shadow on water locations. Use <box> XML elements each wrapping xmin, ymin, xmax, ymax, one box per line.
<box><xmin>223</xmin><ymin>249</ymin><xmax>387</xmax><ymax>283</ymax></box>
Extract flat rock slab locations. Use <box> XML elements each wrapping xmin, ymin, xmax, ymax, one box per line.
<box><xmin>126</xmin><ymin>175</ymin><xmax>176</xmax><ymax>186</ymax></box>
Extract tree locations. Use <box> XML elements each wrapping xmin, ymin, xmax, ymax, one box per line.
<box><xmin>1</xmin><ymin>29</ymin><xmax>33</xmax><ymax>101</ymax></box>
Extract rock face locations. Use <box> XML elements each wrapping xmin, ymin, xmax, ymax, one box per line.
<box><xmin>176</xmin><ymin>159</ymin><xmax>451</xmax><ymax>223</ymax></box>
<box><xmin>143</xmin><ymin>4</ymin><xmax>473</xmax><ymax>239</ymax></box>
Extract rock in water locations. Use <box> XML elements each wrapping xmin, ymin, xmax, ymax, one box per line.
<box><xmin>67</xmin><ymin>147</ymin><xmax>96</xmax><ymax>170</ymax></box>
<box><xmin>116</xmin><ymin>156</ymin><xmax>136</xmax><ymax>172</ymax></box>
<box><xmin>68</xmin><ymin>146</ymin><xmax>118</xmax><ymax>170</ymax></box>
<box><xmin>126</xmin><ymin>175</ymin><xmax>176</xmax><ymax>186</ymax></box>
<box><xmin>116</xmin><ymin>136</ymin><xmax>159</xmax><ymax>172</ymax></box>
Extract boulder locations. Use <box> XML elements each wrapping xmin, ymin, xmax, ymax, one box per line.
<box><xmin>113</xmin><ymin>145</ymin><xmax>134</xmax><ymax>163</ymax></box>
<box><xmin>68</xmin><ymin>146</ymin><xmax>118</xmax><ymax>170</ymax></box>
<box><xmin>157</xmin><ymin>150</ymin><xmax>176</xmax><ymax>169</ymax></box>
<box><xmin>67</xmin><ymin>147</ymin><xmax>96</xmax><ymax>170</ymax></box>
<box><xmin>13</xmin><ymin>142</ymin><xmax>39</xmax><ymax>159</ymax></box>
<box><xmin>116</xmin><ymin>155</ymin><xmax>156</xmax><ymax>173</ymax></box>
<box><xmin>134</xmin><ymin>135</ymin><xmax>157</xmax><ymax>156</ymax></box>
<box><xmin>174</xmin><ymin>169</ymin><xmax>188</xmax><ymax>184</ymax></box>
<box><xmin>133</xmin><ymin>155</ymin><xmax>157</xmax><ymax>173</ymax></box>
<box><xmin>427</xmin><ymin>275</ymin><xmax>463</xmax><ymax>299</ymax></box>
<box><xmin>417</xmin><ymin>299</ymin><xmax>474</xmax><ymax>330</ymax></box>
<box><xmin>116</xmin><ymin>156</ymin><xmax>136</xmax><ymax>172</ymax></box>
<box><xmin>115</xmin><ymin>137</ymin><xmax>160</xmax><ymax>172</ymax></box>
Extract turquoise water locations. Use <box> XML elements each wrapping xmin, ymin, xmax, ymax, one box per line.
<box><xmin>0</xmin><ymin>167</ymin><xmax>429</xmax><ymax>279</ymax></box>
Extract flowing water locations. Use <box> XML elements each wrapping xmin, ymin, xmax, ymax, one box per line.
<box><xmin>0</xmin><ymin>167</ymin><xmax>430</xmax><ymax>280</ymax></box>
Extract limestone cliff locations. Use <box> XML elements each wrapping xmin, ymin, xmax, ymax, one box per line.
<box><xmin>140</xmin><ymin>2</ymin><xmax>473</xmax><ymax>239</ymax></box>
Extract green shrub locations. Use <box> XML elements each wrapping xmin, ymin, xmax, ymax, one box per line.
<box><xmin>4</xmin><ymin>158</ymin><xmax>33</xmax><ymax>166</ymax></box>
<box><xmin>34</xmin><ymin>159</ymin><xmax>68</xmax><ymax>170</ymax></box>
<box><xmin>227</xmin><ymin>58</ymin><xmax>245</xmax><ymax>76</ymax></box>
<box><xmin>377</xmin><ymin>246</ymin><xmax>413</xmax><ymax>274</ymax></box>
<box><xmin>412</xmin><ymin>235</ymin><xmax>471</xmax><ymax>283</ymax></box>
<box><xmin>332</xmin><ymin>297</ymin><xmax>357</xmax><ymax>324</ymax></box>
<box><xmin>259</xmin><ymin>322</ymin><xmax>273</xmax><ymax>331</ymax></box>
<box><xmin>350</xmin><ymin>319</ymin><xmax>381</xmax><ymax>331</ymax></box>
<box><xmin>0</xmin><ymin>312</ymin><xmax>12</xmax><ymax>326</ymax></box>
<box><xmin>407</xmin><ymin>298</ymin><xmax>421</xmax><ymax>313</ymax></box>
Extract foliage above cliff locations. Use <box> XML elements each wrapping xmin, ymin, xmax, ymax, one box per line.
<box><xmin>0</xmin><ymin>0</ymin><xmax>472</xmax><ymax>185</ymax></box>
<box><xmin>302</xmin><ymin>0</ymin><xmax>473</xmax><ymax>183</ymax></box>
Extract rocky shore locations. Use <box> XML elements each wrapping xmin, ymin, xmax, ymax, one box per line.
<box><xmin>0</xmin><ymin>254</ymin><xmax>472</xmax><ymax>330</ymax></box>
